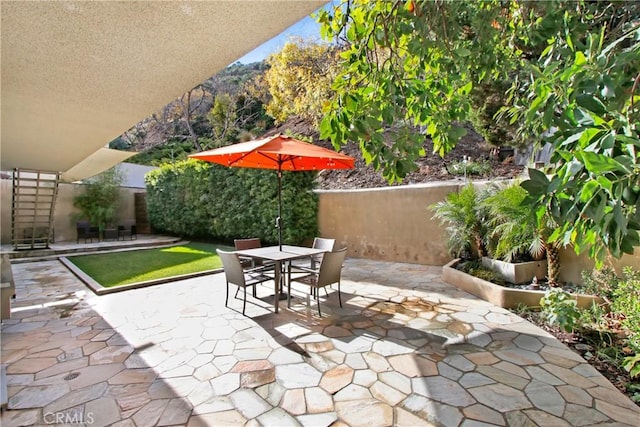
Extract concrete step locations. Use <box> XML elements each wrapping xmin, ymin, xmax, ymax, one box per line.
<box><xmin>1</xmin><ymin>364</ymin><xmax>7</xmax><ymax>412</ymax></box>
<box><xmin>2</xmin><ymin>235</ymin><xmax>183</xmax><ymax>262</ymax></box>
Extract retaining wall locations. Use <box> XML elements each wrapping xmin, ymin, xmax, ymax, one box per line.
<box><xmin>316</xmin><ymin>180</ymin><xmax>640</xmax><ymax>285</ymax></box>
<box><xmin>2</xmin><ymin>177</ymin><xmax>638</xmax><ymax>284</ymax></box>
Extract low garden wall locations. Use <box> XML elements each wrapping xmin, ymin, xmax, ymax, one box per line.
<box><xmin>317</xmin><ymin>181</ymin><xmax>461</xmax><ymax>266</ymax></box>
<box><xmin>316</xmin><ymin>180</ymin><xmax>640</xmax><ymax>285</ymax></box>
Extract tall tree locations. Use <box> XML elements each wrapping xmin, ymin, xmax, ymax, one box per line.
<box><xmin>208</xmin><ymin>93</ymin><xmax>237</xmax><ymax>147</ymax></box>
<box><xmin>262</xmin><ymin>39</ymin><xmax>340</xmax><ymax>126</ymax></box>
<box><xmin>123</xmin><ymin>62</ymin><xmax>272</xmax><ymax>160</ymax></box>
<box><xmin>318</xmin><ymin>0</ymin><xmax>524</xmax><ymax>181</ymax></box>
<box><xmin>176</xmin><ymin>86</ymin><xmax>208</xmax><ymax>151</ymax></box>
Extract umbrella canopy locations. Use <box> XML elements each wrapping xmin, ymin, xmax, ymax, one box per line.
<box><xmin>190</xmin><ymin>134</ymin><xmax>355</xmax><ymax>171</ymax></box>
<box><xmin>189</xmin><ymin>134</ymin><xmax>354</xmax><ymax>249</ymax></box>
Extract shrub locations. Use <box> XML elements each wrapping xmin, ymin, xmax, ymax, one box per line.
<box><xmin>448</xmin><ymin>159</ymin><xmax>492</xmax><ymax>177</ymax></box>
<box><xmin>458</xmin><ymin>261</ymin><xmax>507</xmax><ymax>286</ymax></box>
<box><xmin>611</xmin><ymin>267</ymin><xmax>640</xmax><ymax>355</ymax></box>
<box><xmin>580</xmin><ymin>267</ymin><xmax>619</xmax><ymax>300</ymax></box>
<box><xmin>430</xmin><ymin>184</ymin><xmax>490</xmax><ymax>259</ymax></box>
<box><xmin>73</xmin><ymin>168</ymin><xmax>123</xmax><ymax>232</ymax></box>
<box><xmin>482</xmin><ymin>182</ymin><xmax>542</xmax><ymax>262</ymax></box>
<box><xmin>540</xmin><ymin>288</ymin><xmax>581</xmax><ymax>333</ymax></box>
<box><xmin>145</xmin><ymin>160</ymin><xmax>213</xmax><ymax>238</ymax></box>
<box><xmin>614</xmin><ymin>269</ymin><xmax>640</xmax><ymax>390</ymax></box>
<box><xmin>579</xmin><ymin>266</ymin><xmax>640</xmax><ymax>382</ymax></box>
<box><xmin>581</xmin><ymin>266</ymin><xmax>640</xmax><ymax>353</ymax></box>
<box><xmin>145</xmin><ymin>159</ymin><xmax>318</xmax><ymax>244</ymax></box>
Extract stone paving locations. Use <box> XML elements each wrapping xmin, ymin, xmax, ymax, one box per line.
<box><xmin>1</xmin><ymin>253</ymin><xmax>639</xmax><ymax>426</ymax></box>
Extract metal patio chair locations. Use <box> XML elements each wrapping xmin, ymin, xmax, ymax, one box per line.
<box><xmin>288</xmin><ymin>247</ymin><xmax>347</xmax><ymax>316</ymax></box>
<box><xmin>217</xmin><ymin>249</ymin><xmax>274</xmax><ymax>315</ymax></box>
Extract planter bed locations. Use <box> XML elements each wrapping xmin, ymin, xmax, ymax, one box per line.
<box><xmin>481</xmin><ymin>256</ymin><xmax>546</xmax><ymax>284</ymax></box>
<box><xmin>442</xmin><ymin>258</ymin><xmax>604</xmax><ymax>310</ymax></box>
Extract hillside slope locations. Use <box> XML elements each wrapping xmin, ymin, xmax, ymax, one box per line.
<box><xmin>265</xmin><ymin>117</ymin><xmax>524</xmax><ymax>190</ymax></box>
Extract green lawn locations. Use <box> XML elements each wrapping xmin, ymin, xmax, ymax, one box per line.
<box><xmin>67</xmin><ymin>242</ymin><xmax>230</xmax><ymax>288</ymax></box>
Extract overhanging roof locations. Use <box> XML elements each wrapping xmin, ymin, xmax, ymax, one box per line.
<box><xmin>61</xmin><ymin>148</ymin><xmax>136</xmax><ymax>183</ymax></box>
<box><xmin>1</xmin><ymin>1</ymin><xmax>326</xmax><ymax>175</ymax></box>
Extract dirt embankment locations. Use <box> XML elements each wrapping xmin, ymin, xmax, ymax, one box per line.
<box><xmin>266</xmin><ymin>117</ymin><xmax>524</xmax><ymax>190</ymax></box>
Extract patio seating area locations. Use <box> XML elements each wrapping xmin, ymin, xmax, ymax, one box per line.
<box><xmin>1</xmin><ymin>238</ymin><xmax>639</xmax><ymax>426</ymax></box>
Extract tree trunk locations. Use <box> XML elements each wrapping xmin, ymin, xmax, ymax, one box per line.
<box><xmin>546</xmin><ymin>243</ymin><xmax>560</xmax><ymax>287</ymax></box>
<box><xmin>473</xmin><ymin>234</ymin><xmax>485</xmax><ymax>259</ymax></box>
<box><xmin>178</xmin><ymin>88</ymin><xmax>206</xmax><ymax>152</ymax></box>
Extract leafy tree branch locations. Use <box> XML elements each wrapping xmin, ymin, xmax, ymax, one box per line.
<box><xmin>318</xmin><ymin>0</ymin><xmax>640</xmax><ymax>264</ymax></box>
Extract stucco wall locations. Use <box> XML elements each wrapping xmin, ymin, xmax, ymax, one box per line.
<box><xmin>559</xmin><ymin>248</ymin><xmax>640</xmax><ymax>284</ymax></box>
<box><xmin>1</xmin><ymin>179</ymin><xmax>139</xmax><ymax>244</ymax></box>
<box><xmin>317</xmin><ymin>181</ymin><xmax>464</xmax><ymax>266</ymax></box>
<box><xmin>316</xmin><ymin>181</ymin><xmax>640</xmax><ymax>285</ymax></box>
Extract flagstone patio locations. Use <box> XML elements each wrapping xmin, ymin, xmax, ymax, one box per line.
<box><xmin>1</xmin><ymin>243</ymin><xmax>638</xmax><ymax>426</ymax></box>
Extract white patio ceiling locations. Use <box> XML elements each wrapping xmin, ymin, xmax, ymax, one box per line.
<box><xmin>1</xmin><ymin>1</ymin><xmax>326</xmax><ymax>179</ymax></box>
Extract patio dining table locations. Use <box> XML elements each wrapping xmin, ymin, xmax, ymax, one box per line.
<box><xmin>234</xmin><ymin>245</ymin><xmax>327</xmax><ymax>313</ymax></box>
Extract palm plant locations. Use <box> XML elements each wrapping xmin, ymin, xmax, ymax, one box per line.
<box><xmin>482</xmin><ymin>181</ymin><xmax>561</xmax><ymax>286</ymax></box>
<box><xmin>534</xmin><ymin>207</ymin><xmax>562</xmax><ymax>287</ymax></box>
<box><xmin>483</xmin><ymin>183</ymin><xmax>544</xmax><ymax>262</ymax></box>
<box><xmin>430</xmin><ymin>184</ymin><xmax>490</xmax><ymax>259</ymax></box>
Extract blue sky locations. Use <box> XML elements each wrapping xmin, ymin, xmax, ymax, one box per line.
<box><xmin>235</xmin><ymin>4</ymin><xmax>329</xmax><ymax>64</ymax></box>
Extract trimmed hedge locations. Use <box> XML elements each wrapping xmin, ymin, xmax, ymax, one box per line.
<box><xmin>145</xmin><ymin>159</ymin><xmax>318</xmax><ymax>245</ymax></box>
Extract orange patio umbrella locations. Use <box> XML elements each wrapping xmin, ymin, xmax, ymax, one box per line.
<box><xmin>189</xmin><ymin>134</ymin><xmax>354</xmax><ymax>249</ymax></box>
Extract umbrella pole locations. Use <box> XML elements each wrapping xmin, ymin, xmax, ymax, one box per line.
<box><xmin>276</xmin><ymin>163</ymin><xmax>287</xmax><ymax>300</ymax></box>
<box><xmin>277</xmin><ymin>167</ymin><xmax>282</xmax><ymax>251</ymax></box>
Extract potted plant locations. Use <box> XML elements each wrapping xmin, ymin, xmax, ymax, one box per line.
<box><xmin>432</xmin><ymin>180</ymin><xmax>600</xmax><ymax>309</ymax></box>
<box><xmin>73</xmin><ymin>168</ymin><xmax>123</xmax><ymax>238</ymax></box>
<box><xmin>430</xmin><ymin>183</ymin><xmax>490</xmax><ymax>260</ymax></box>
<box><xmin>480</xmin><ymin>181</ymin><xmax>550</xmax><ymax>285</ymax></box>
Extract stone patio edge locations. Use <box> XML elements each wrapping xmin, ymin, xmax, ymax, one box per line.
<box><xmin>59</xmin><ymin>255</ymin><xmax>223</xmax><ymax>295</ymax></box>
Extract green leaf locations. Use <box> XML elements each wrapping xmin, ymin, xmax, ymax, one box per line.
<box><xmin>354</xmin><ymin>119</ymin><xmax>367</xmax><ymax>134</ymax></box>
<box><xmin>616</xmin><ymin>134</ymin><xmax>640</xmax><ymax>147</ymax></box>
<box><xmin>319</xmin><ymin>116</ymin><xmax>333</xmax><ymax>140</ymax></box>
<box><xmin>447</xmin><ymin>126</ymin><xmax>467</xmax><ymax>141</ymax></box>
<box><xmin>595</xmin><ymin>175</ymin><xmax>612</xmax><ymax>194</ymax></box>
<box><xmin>549</xmin><ymin>227</ymin><xmax>563</xmax><ymax>243</ymax></box>
<box><xmin>459</xmin><ymin>81</ymin><xmax>473</xmax><ymax>95</ymax></box>
<box><xmin>620</xmin><ymin>231</ymin><xmax>639</xmax><ymax>255</ymax></box>
<box><xmin>575</xmin><ymin>94</ymin><xmax>606</xmax><ymax>116</ymax></box>
<box><xmin>566</xmin><ymin>34</ymin><xmax>574</xmax><ymax>51</ymax></box>
<box><xmin>614</xmin><ymin>202</ymin><xmax>627</xmax><ymax>235</ymax></box>
<box><xmin>579</xmin><ymin>180</ymin><xmax>599</xmax><ymax>202</ymax></box>
<box><xmin>599</xmin><ymin>131</ymin><xmax>615</xmax><ymax>150</ymax></box>
<box><xmin>560</xmin><ymin>130</ymin><xmax>585</xmax><ymax>148</ymax></box>
<box><xmin>574</xmin><ymin>51</ymin><xmax>587</xmax><ymax>66</ymax></box>
<box><xmin>573</xmin><ymin>107</ymin><xmax>595</xmax><ymax>126</ymax></box>
<box><xmin>581</xmin><ymin>151</ymin><xmax>629</xmax><ymax>173</ymax></box>
<box><xmin>576</xmin><ymin>128</ymin><xmax>602</xmax><ymax>148</ymax></box>
<box><xmin>521</xmin><ymin>169</ymin><xmax>550</xmax><ymax>196</ymax></box>
<box><xmin>593</xmin><ymin>194</ymin><xmax>607</xmax><ymax>223</ymax></box>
